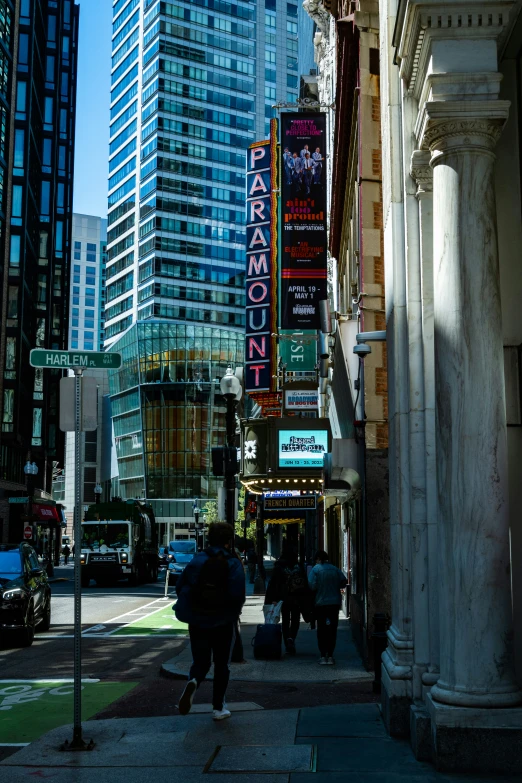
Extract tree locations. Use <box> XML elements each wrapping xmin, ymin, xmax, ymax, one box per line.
<box><xmin>234</xmin><ymin>487</ymin><xmax>256</xmax><ymax>543</ymax></box>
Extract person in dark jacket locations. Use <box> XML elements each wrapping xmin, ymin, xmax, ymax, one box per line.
<box><xmin>308</xmin><ymin>550</ymin><xmax>347</xmax><ymax>665</ymax></box>
<box><xmin>175</xmin><ymin>522</ymin><xmax>245</xmax><ymax>721</ymax></box>
<box><xmin>265</xmin><ymin>544</ymin><xmax>308</xmax><ymax>655</ymax></box>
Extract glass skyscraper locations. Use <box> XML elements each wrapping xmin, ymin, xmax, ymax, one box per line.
<box><xmin>105</xmin><ymin>0</ymin><xmax>301</xmax><ymax>532</ymax></box>
<box><xmin>0</xmin><ymin>0</ymin><xmax>78</xmax><ymax>508</ymax></box>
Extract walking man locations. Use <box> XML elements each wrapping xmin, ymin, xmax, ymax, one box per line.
<box><xmin>246</xmin><ymin>545</ymin><xmax>257</xmax><ymax>584</ymax></box>
<box><xmin>308</xmin><ymin>550</ymin><xmax>347</xmax><ymax>665</ymax></box>
<box><xmin>63</xmin><ymin>544</ymin><xmax>70</xmax><ymax>566</ymax></box>
<box><xmin>175</xmin><ymin>522</ymin><xmax>246</xmax><ymax>720</ymax></box>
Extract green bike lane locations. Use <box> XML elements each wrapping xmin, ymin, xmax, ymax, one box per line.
<box><xmin>1</xmin><ymin>599</ymin><xmax>188</xmax><ymax>747</ymax></box>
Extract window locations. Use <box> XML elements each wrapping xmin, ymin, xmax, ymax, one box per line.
<box><xmin>287</xmin><ymin>56</ymin><xmax>297</xmax><ymax>70</ymax></box>
<box><xmin>85</xmin><ymin>320</ymin><xmax>94</xmax><ymax>329</ymax></box>
<box><xmin>46</xmin><ymin>55</ymin><xmax>55</xmax><ymax>84</ymax></box>
<box><xmin>44</xmin><ymin>97</ymin><xmax>53</xmax><ymax>127</ymax></box>
<box><xmin>58</xmin><ymin>145</ymin><xmax>66</xmax><ymax>174</ymax></box>
<box><xmin>287</xmin><ymin>20</ymin><xmax>297</xmax><ymax>34</ymax></box>
<box><xmin>47</xmin><ymin>14</ymin><xmax>56</xmax><ymax>41</ymax></box>
<box><xmin>71</xmin><ymin>340</ymin><xmax>78</xmax><ymax>348</ymax></box>
<box><xmin>84</xmin><ymin>331</ymin><xmax>94</xmax><ymax>340</ymax></box>
<box><xmin>60</xmin><ymin>108</ymin><xmax>67</xmax><ymax>136</ymax></box>
<box><xmin>56</xmin><ymin>182</ymin><xmax>64</xmax><ymax>209</ymax></box>
<box><xmin>265</xmin><ymin>85</ymin><xmax>276</xmax><ymax>100</ymax></box>
<box><xmin>42</xmin><ymin>137</ymin><xmax>51</xmax><ymax>169</ymax></box>
<box><xmin>265</xmin><ymin>50</ymin><xmax>276</xmax><ymax>65</ymax></box>
<box><xmin>87</xmin><ymin>243</ymin><xmax>96</xmax><ymax>252</ymax></box>
<box><xmin>287</xmin><ymin>74</ymin><xmax>297</xmax><ymax>88</ymax></box>
<box><xmin>16</xmin><ymin>82</ymin><xmax>26</xmax><ymax>114</ymax></box>
<box><xmin>40</xmin><ymin>181</ymin><xmax>50</xmax><ymax>215</ymax></box>
<box><xmin>287</xmin><ymin>3</ymin><xmax>297</xmax><ymax>15</ymax></box>
<box><xmin>10</xmin><ymin>235</ymin><xmax>20</xmax><ymax>267</ymax></box>
<box><xmin>61</xmin><ymin>72</ymin><xmax>68</xmax><ymax>98</ymax></box>
<box><xmin>18</xmin><ymin>33</ymin><xmax>29</xmax><ymax>66</ymax></box>
<box><xmin>55</xmin><ymin>221</ymin><xmax>63</xmax><ymax>252</ymax></box>
<box><xmin>84</xmin><ymin>342</ymin><xmax>94</xmax><ymax>351</ymax></box>
<box><xmin>14</xmin><ymin>130</ymin><xmax>24</xmax><ymax>170</ymax></box>
<box><xmin>85</xmin><ymin>309</ymin><xmax>94</xmax><ymax>318</ymax></box>
<box><xmin>71</xmin><ymin>330</ymin><xmax>78</xmax><ymax>339</ymax></box>
<box><xmin>12</xmin><ymin>185</ymin><xmax>22</xmax><ymax>218</ymax></box>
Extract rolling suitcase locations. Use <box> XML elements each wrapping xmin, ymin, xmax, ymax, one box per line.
<box><xmin>252</xmin><ymin>622</ymin><xmax>282</xmax><ymax>660</ymax></box>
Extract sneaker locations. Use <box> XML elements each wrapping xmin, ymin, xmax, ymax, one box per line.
<box><xmin>327</xmin><ymin>657</ymin><xmax>335</xmax><ymax>665</ymax></box>
<box><xmin>213</xmin><ymin>706</ymin><xmax>232</xmax><ymax>721</ymax></box>
<box><xmin>178</xmin><ymin>678</ymin><xmax>197</xmax><ymax>715</ymax></box>
<box><xmin>285</xmin><ymin>638</ymin><xmax>296</xmax><ymax>655</ymax></box>
<box><xmin>319</xmin><ymin>656</ymin><xmax>328</xmax><ymax>665</ymax></box>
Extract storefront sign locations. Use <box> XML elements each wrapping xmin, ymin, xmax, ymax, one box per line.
<box><xmin>280</xmin><ymin>114</ymin><xmax>327</xmax><ymax>329</ymax></box>
<box><xmin>264</xmin><ymin>494</ymin><xmax>317</xmax><ymax>510</ymax></box>
<box><xmin>278</xmin><ymin>429</ymin><xmax>328</xmax><ymax>468</ymax></box>
<box><xmin>284</xmin><ymin>389</ymin><xmax>318</xmax><ymax>411</ymax></box>
<box><xmin>245</xmin><ymin>120</ymin><xmax>278</xmax><ymax>392</ymax></box>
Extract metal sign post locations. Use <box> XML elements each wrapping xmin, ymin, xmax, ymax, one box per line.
<box><xmin>71</xmin><ymin>367</ymin><xmax>86</xmax><ymax>748</ymax></box>
<box><xmin>29</xmin><ymin>347</ymin><xmax>121</xmax><ymax>752</ymax></box>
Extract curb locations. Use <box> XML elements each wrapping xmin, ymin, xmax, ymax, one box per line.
<box><xmin>160</xmin><ymin>657</ymin><xmax>374</xmax><ymax>685</ymax></box>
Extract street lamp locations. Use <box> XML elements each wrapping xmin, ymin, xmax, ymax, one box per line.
<box><xmin>219</xmin><ymin>367</ymin><xmax>242</xmax><ymax>529</ymax></box>
<box><xmin>94</xmin><ymin>483</ymin><xmax>102</xmax><ymax>504</ymax></box>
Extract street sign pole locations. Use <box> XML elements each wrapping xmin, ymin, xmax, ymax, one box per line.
<box><xmin>72</xmin><ymin>367</ymin><xmax>84</xmax><ymax>748</ymax></box>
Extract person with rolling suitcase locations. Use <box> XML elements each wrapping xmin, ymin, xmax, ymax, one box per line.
<box><xmin>174</xmin><ymin>522</ymin><xmax>246</xmax><ymax>721</ymax></box>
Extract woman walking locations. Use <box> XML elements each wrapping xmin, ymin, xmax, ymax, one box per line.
<box><xmin>265</xmin><ymin>544</ymin><xmax>307</xmax><ymax>655</ymax></box>
<box><xmin>308</xmin><ymin>550</ymin><xmax>347</xmax><ymax>665</ymax></box>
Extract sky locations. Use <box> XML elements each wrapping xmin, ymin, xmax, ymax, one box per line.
<box><xmin>73</xmin><ymin>0</ymin><xmax>113</xmax><ymax>218</ymax></box>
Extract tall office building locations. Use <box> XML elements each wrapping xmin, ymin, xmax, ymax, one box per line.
<box><xmin>70</xmin><ymin>214</ymin><xmax>107</xmax><ymax>351</ymax></box>
<box><xmin>105</xmin><ymin>0</ymin><xmax>301</xmax><ymax>535</ymax></box>
<box><xmin>0</xmin><ymin>0</ymin><xmax>78</xmax><ymax>532</ymax></box>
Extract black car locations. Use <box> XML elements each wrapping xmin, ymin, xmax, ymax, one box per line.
<box><xmin>0</xmin><ymin>543</ymin><xmax>51</xmax><ymax>646</ymax></box>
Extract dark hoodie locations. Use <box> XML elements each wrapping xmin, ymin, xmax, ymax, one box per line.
<box><xmin>174</xmin><ymin>546</ymin><xmax>246</xmax><ymax>628</ymax></box>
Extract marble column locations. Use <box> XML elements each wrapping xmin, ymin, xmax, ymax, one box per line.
<box><xmin>424</xmin><ymin>104</ymin><xmax>521</xmax><ymax>710</ymax></box>
<box><xmin>410</xmin><ymin>151</ymin><xmax>440</xmax><ymax>691</ymax></box>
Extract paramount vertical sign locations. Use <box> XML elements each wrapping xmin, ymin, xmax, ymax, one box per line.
<box><xmin>245</xmin><ymin>120</ymin><xmax>278</xmax><ymax>393</ymax></box>
<box><xmin>280</xmin><ymin>114</ymin><xmax>327</xmax><ymax>329</ymax></box>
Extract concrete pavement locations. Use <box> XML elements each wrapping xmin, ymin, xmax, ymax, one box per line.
<box><xmin>162</xmin><ymin>593</ymin><xmax>373</xmax><ymax>683</ymax></box>
<box><xmin>1</xmin><ymin>703</ymin><xmax>507</xmax><ymax>781</ymax></box>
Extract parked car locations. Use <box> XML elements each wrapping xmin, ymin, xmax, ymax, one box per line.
<box><xmin>167</xmin><ymin>540</ymin><xmax>197</xmax><ymax>585</ymax></box>
<box><xmin>0</xmin><ymin>543</ymin><xmax>51</xmax><ymax>646</ymax></box>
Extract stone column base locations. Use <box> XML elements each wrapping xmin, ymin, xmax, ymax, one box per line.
<box><xmin>381</xmin><ymin>660</ymin><xmax>412</xmax><ymax>737</ymax></box>
<box><xmin>426</xmin><ymin>693</ymin><xmax>522</xmax><ymax>774</ymax></box>
<box><xmin>410</xmin><ymin>704</ymin><xmax>431</xmax><ymax>761</ymax></box>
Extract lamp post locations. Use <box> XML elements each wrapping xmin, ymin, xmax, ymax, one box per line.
<box><xmin>193</xmin><ymin>499</ymin><xmax>201</xmax><ymax>549</ymax></box>
<box><xmin>94</xmin><ymin>483</ymin><xmax>102</xmax><ymax>505</ymax></box>
<box><xmin>219</xmin><ymin>367</ymin><xmax>242</xmax><ymax>530</ymax></box>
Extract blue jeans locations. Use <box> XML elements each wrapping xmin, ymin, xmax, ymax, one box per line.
<box><xmin>188</xmin><ymin>622</ymin><xmax>235</xmax><ymax>710</ymax></box>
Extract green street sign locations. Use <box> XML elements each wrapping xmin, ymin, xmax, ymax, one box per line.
<box><xmin>279</xmin><ymin>331</ymin><xmax>317</xmax><ymax>372</ymax></box>
<box><xmin>30</xmin><ymin>349</ymin><xmax>122</xmax><ymax>370</ymax></box>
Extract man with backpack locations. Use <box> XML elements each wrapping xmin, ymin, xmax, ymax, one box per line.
<box><xmin>175</xmin><ymin>522</ymin><xmax>246</xmax><ymax>721</ymax></box>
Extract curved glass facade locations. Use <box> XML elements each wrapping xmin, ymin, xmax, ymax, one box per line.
<box><xmin>108</xmin><ymin>321</ymin><xmax>243</xmax><ymax>502</ymax></box>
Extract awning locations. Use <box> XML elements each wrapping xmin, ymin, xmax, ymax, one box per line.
<box><xmin>32</xmin><ymin>503</ymin><xmax>61</xmax><ymax>524</ymax></box>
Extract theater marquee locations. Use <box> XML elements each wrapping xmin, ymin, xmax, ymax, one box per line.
<box><xmin>245</xmin><ymin>120</ymin><xmax>278</xmax><ymax>393</ymax></box>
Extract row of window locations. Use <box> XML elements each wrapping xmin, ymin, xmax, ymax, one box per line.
<box><xmin>144</xmin><ymin>38</ymin><xmax>254</xmax><ymax>77</ymax></box>
<box><xmin>113</xmin><ymin>0</ymin><xmax>139</xmax><ymax>33</ymax></box>
<box><xmin>106</xmin><ymin>314</ymin><xmax>133</xmax><ymax>339</ymax></box>
<box><xmin>144</xmin><ymin>76</ymin><xmax>254</xmax><ymax>115</ymax></box>
<box><xmin>140</xmin><ymin>174</ymin><xmax>244</xmax><ymax>208</ymax></box>
<box><xmin>141</xmin><ymin>195</ymin><xmax>244</xmax><ymax>226</ymax></box>
<box><xmin>139</xmin><ymin>234</ymin><xmax>243</xmax><ymax>264</ymax></box>
<box><xmin>107</xmin><ymin>232</ymin><xmax>134</xmax><ymax>262</ymax></box>
<box><xmin>113</xmin><ymin>7</ymin><xmax>139</xmax><ymax>52</ymax></box>
<box><xmin>107</xmin><ymin>212</ymin><xmax>135</xmax><ymax>245</ymax></box>
<box><xmin>111</xmin><ymin>63</ymin><xmax>138</xmax><ymax>104</ymax></box>
<box><xmin>109</xmin><ymin>136</ymin><xmax>137</xmax><ymax>173</ymax></box>
<box><xmin>160</xmin><ymin>2</ymin><xmax>253</xmax><ymax>39</ymax></box>
<box><xmin>112</xmin><ymin>26</ymin><xmax>139</xmax><ymax>68</ymax></box>
<box><xmin>139</xmin><ymin>214</ymin><xmax>244</xmax><ymax>245</ymax></box>
<box><xmin>109</xmin><ymin>175</ymin><xmax>136</xmax><ymax>209</ymax></box>
<box><xmin>141</xmin><ymin>155</ymin><xmax>245</xmax><ymax>189</ymax></box>
<box><xmin>107</xmin><ymin>270</ymin><xmax>134</xmax><ymax>302</ymax></box>
<box><xmin>138</xmin><ymin>301</ymin><xmax>245</xmax><ymax>327</ymax></box>
<box><xmin>108</xmin><ymin>196</ymin><xmax>135</xmax><ymax>226</ymax></box>
<box><xmin>138</xmin><ymin>282</ymin><xmax>244</xmax><ymax>307</ymax></box>
<box><xmin>152</xmin><ymin>56</ymin><xmax>254</xmax><ymax>95</ymax></box>
<box><xmin>111</xmin><ymin>44</ymin><xmax>138</xmax><ymax>86</ymax></box>
<box><xmin>157</xmin><ymin>20</ymin><xmax>254</xmax><ymax>58</ymax></box>
<box><xmin>145</xmin><ymin>136</ymin><xmax>244</xmax><ymax>170</ymax></box>
<box><xmin>110</xmin><ymin>119</ymin><xmax>137</xmax><ymax>155</ymax></box>
<box><xmin>110</xmin><ymin>81</ymin><xmax>138</xmax><ymax>122</ymax></box>
<box><xmin>138</xmin><ymin>256</ymin><xmax>244</xmax><ymax>288</ymax></box>
<box><xmin>142</xmin><ymin>115</ymin><xmax>253</xmax><ymax>150</ymax></box>
<box><xmin>106</xmin><ymin>250</ymin><xmax>134</xmax><ymax>280</ymax></box>
<box><xmin>142</xmin><ymin>95</ymin><xmax>254</xmax><ymax>132</ymax></box>
<box><xmin>105</xmin><ymin>294</ymin><xmax>133</xmax><ymax>321</ymax></box>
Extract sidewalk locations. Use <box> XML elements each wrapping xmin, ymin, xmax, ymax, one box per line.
<box><xmin>162</xmin><ymin>589</ymin><xmax>372</xmax><ymax>684</ymax></box>
<box><xmin>0</xmin><ymin>703</ymin><xmax>503</xmax><ymax>781</ymax></box>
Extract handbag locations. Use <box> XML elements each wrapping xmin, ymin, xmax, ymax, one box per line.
<box><xmin>262</xmin><ymin>600</ymin><xmax>283</xmax><ymax>624</ymax></box>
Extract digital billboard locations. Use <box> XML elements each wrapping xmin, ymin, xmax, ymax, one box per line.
<box><xmin>280</xmin><ymin>114</ymin><xmax>327</xmax><ymax>329</ymax></box>
<box><xmin>278</xmin><ymin>429</ymin><xmax>328</xmax><ymax>468</ymax></box>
